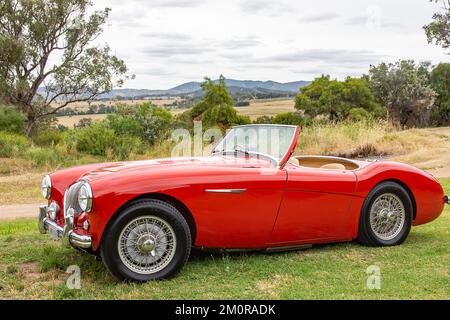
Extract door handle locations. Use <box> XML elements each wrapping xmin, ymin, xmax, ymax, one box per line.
<box><xmin>205</xmin><ymin>189</ymin><xmax>247</xmax><ymax>194</ymax></box>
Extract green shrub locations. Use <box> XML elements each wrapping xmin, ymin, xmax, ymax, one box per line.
<box><xmin>68</xmin><ymin>121</ymin><xmax>144</xmax><ymax>160</ymax></box>
<box><xmin>253</xmin><ymin>115</ymin><xmax>275</xmax><ymax>124</ymax></box>
<box><xmin>0</xmin><ymin>105</ymin><xmax>26</xmax><ymax>133</ymax></box>
<box><xmin>74</xmin><ymin>118</ymin><xmax>93</xmax><ymax>129</ymax></box>
<box><xmin>57</xmin><ymin>124</ymin><xmax>69</xmax><ymax>132</ymax></box>
<box><xmin>273</xmin><ymin>112</ymin><xmax>305</xmax><ymax>126</ymax></box>
<box><xmin>254</xmin><ymin>112</ymin><xmax>307</xmax><ymax>126</ymax></box>
<box><xmin>107</xmin><ymin>112</ymin><xmax>142</xmax><ymax>137</ymax></box>
<box><xmin>108</xmin><ymin>103</ymin><xmax>174</xmax><ymax>144</ymax></box>
<box><xmin>111</xmin><ymin>135</ymin><xmax>145</xmax><ymax>161</ymax></box>
<box><xmin>32</xmin><ymin>129</ymin><xmax>64</xmax><ymax>146</ymax></box>
<box><xmin>141</xmin><ymin>105</ymin><xmax>174</xmax><ymax>143</ymax></box>
<box><xmin>202</xmin><ymin>105</ymin><xmax>251</xmax><ymax>129</ymax></box>
<box><xmin>295</xmin><ymin>75</ymin><xmax>384</xmax><ymax>121</ymax></box>
<box><xmin>25</xmin><ymin>146</ymin><xmax>66</xmax><ymax>167</ymax></box>
<box><xmin>235</xmin><ymin>101</ymin><xmax>250</xmax><ymax>107</ymax></box>
<box><xmin>0</xmin><ymin>131</ymin><xmax>30</xmax><ymax>157</ymax></box>
<box><xmin>70</xmin><ymin>122</ymin><xmax>116</xmax><ymax>157</ymax></box>
<box><xmin>348</xmin><ymin>108</ymin><xmax>373</xmax><ymax>121</ymax></box>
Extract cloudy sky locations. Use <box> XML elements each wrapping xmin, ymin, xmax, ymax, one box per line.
<box><xmin>92</xmin><ymin>0</ymin><xmax>448</xmax><ymax>89</ymax></box>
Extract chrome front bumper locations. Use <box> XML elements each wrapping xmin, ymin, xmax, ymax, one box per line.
<box><xmin>38</xmin><ymin>205</ymin><xmax>92</xmax><ymax>249</ymax></box>
<box><xmin>445</xmin><ymin>196</ymin><xmax>450</xmax><ymax>205</ymax></box>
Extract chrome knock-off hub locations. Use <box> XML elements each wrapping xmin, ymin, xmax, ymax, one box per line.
<box><xmin>118</xmin><ymin>216</ymin><xmax>177</xmax><ymax>275</ymax></box>
<box><xmin>137</xmin><ymin>235</ymin><xmax>156</xmax><ymax>255</ymax></box>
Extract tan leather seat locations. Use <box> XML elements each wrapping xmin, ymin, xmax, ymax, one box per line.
<box><xmin>320</xmin><ymin>163</ymin><xmax>346</xmax><ymax>170</ymax></box>
<box><xmin>287</xmin><ymin>157</ymin><xmax>299</xmax><ymax>166</ymax></box>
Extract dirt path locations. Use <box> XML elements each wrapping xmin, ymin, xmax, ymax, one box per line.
<box><xmin>0</xmin><ymin>203</ymin><xmax>41</xmax><ymax>220</ymax></box>
<box><xmin>423</xmin><ymin>127</ymin><xmax>450</xmax><ymax>177</ymax></box>
<box><xmin>392</xmin><ymin>127</ymin><xmax>450</xmax><ymax>178</ymax></box>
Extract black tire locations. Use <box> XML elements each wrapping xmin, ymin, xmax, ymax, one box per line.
<box><xmin>357</xmin><ymin>181</ymin><xmax>413</xmax><ymax>247</ymax></box>
<box><xmin>101</xmin><ymin>199</ymin><xmax>191</xmax><ymax>281</ymax></box>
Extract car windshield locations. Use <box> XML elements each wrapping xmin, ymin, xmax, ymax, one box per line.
<box><xmin>212</xmin><ymin>125</ymin><xmax>298</xmax><ymax>165</ymax></box>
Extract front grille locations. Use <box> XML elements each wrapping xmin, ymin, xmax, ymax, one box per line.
<box><xmin>63</xmin><ymin>181</ymin><xmax>84</xmax><ymax>219</ymax></box>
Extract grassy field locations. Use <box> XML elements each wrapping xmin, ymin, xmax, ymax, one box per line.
<box><xmin>236</xmin><ymin>98</ymin><xmax>295</xmax><ymax>120</ymax></box>
<box><xmin>55</xmin><ymin>97</ymin><xmax>184</xmax><ymax>128</ymax></box>
<box><xmin>56</xmin><ymin>98</ymin><xmax>296</xmax><ymax>127</ymax></box>
<box><xmin>56</xmin><ymin>114</ymin><xmax>109</xmax><ymax>128</ymax></box>
<box><xmin>52</xmin><ymin>97</ymin><xmax>183</xmax><ymax>112</ymax></box>
<box><xmin>0</xmin><ymin>179</ymin><xmax>448</xmax><ymax>299</ymax></box>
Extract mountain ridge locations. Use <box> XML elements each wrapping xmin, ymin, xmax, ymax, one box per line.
<box><xmin>96</xmin><ymin>79</ymin><xmax>310</xmax><ymax>99</ymax></box>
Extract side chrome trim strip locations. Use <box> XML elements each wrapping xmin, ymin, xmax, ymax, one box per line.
<box><xmin>205</xmin><ymin>189</ymin><xmax>247</xmax><ymax>194</ymax></box>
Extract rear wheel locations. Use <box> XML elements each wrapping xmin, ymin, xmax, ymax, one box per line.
<box><xmin>357</xmin><ymin>181</ymin><xmax>413</xmax><ymax>246</ymax></box>
<box><xmin>101</xmin><ymin>199</ymin><xmax>191</xmax><ymax>281</ymax></box>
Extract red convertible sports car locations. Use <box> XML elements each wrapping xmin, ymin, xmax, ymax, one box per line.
<box><xmin>38</xmin><ymin>124</ymin><xmax>449</xmax><ymax>281</ymax></box>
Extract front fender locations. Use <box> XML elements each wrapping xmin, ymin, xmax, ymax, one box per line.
<box><xmin>86</xmin><ymin>171</ymin><xmax>196</xmax><ymax>251</ymax></box>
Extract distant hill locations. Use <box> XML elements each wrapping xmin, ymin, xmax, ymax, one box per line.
<box><xmin>96</xmin><ymin>79</ymin><xmax>310</xmax><ymax>100</ymax></box>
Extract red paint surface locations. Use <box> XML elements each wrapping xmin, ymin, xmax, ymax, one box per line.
<box><xmin>46</xmin><ymin>128</ymin><xmax>446</xmax><ymax>252</ymax></box>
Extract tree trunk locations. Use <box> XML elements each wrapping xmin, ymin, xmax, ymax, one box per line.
<box><xmin>25</xmin><ymin>117</ymin><xmax>36</xmax><ymax>136</ymax></box>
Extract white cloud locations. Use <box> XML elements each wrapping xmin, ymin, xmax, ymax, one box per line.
<box><xmin>91</xmin><ymin>0</ymin><xmax>448</xmax><ymax>89</ymax></box>
<box><xmin>300</xmin><ymin>13</ymin><xmax>341</xmax><ymax>23</ymax></box>
<box><xmin>109</xmin><ymin>0</ymin><xmax>203</xmax><ymax>8</ymax></box>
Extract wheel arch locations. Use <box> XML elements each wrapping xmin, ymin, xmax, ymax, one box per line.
<box><xmin>372</xmin><ymin>179</ymin><xmax>417</xmax><ymax>220</ymax></box>
<box><xmin>99</xmin><ymin>193</ymin><xmax>197</xmax><ymax>251</ymax></box>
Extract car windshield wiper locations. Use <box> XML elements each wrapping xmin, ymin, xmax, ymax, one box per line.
<box><xmin>211</xmin><ymin>148</ymin><xmax>224</xmax><ymax>155</ymax></box>
<box><xmin>212</xmin><ymin>146</ymin><xmax>249</xmax><ymax>156</ymax></box>
<box><xmin>233</xmin><ymin>145</ymin><xmax>250</xmax><ymax>155</ymax></box>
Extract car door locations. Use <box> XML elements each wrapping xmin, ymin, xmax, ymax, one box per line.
<box><xmin>268</xmin><ymin>164</ymin><xmax>358</xmax><ymax>245</ymax></box>
<box><xmin>189</xmin><ymin>166</ymin><xmax>287</xmax><ymax>249</ymax></box>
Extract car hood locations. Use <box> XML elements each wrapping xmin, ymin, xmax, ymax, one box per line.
<box><xmin>78</xmin><ymin>156</ymin><xmax>274</xmax><ymax>181</ymax></box>
<box><xmin>49</xmin><ymin>155</ymin><xmax>275</xmax><ymax>196</ymax></box>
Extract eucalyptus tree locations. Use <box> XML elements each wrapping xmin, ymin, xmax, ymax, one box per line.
<box><xmin>424</xmin><ymin>0</ymin><xmax>450</xmax><ymax>53</ymax></box>
<box><xmin>0</xmin><ymin>0</ymin><xmax>131</xmax><ymax>134</ymax></box>
<box><xmin>369</xmin><ymin>60</ymin><xmax>436</xmax><ymax>128</ymax></box>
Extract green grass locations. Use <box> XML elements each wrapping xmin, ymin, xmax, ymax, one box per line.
<box><xmin>0</xmin><ymin>179</ymin><xmax>449</xmax><ymax>300</ymax></box>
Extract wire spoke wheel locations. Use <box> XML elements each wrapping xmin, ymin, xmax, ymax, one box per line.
<box><xmin>369</xmin><ymin>193</ymin><xmax>406</xmax><ymax>241</ymax></box>
<box><xmin>118</xmin><ymin>216</ymin><xmax>177</xmax><ymax>275</ymax></box>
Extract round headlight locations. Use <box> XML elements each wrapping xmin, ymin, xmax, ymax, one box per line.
<box><xmin>41</xmin><ymin>175</ymin><xmax>52</xmax><ymax>199</ymax></box>
<box><xmin>78</xmin><ymin>182</ymin><xmax>93</xmax><ymax>213</ymax></box>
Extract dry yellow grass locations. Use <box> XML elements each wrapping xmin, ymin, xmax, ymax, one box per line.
<box><xmin>236</xmin><ymin>98</ymin><xmax>296</xmax><ymax>120</ymax></box>
<box><xmin>389</xmin><ymin>127</ymin><xmax>450</xmax><ymax>176</ymax></box>
<box><xmin>256</xmin><ymin>274</ymin><xmax>293</xmax><ymax>299</ymax></box>
<box><xmin>51</xmin><ymin>97</ymin><xmax>183</xmax><ymax>111</ymax></box>
<box><xmin>296</xmin><ymin>121</ymin><xmax>388</xmax><ymax>156</ymax></box>
<box><xmin>0</xmin><ymin>172</ymin><xmax>43</xmax><ymax>205</ymax></box>
<box><xmin>56</xmin><ymin>114</ymin><xmax>108</xmax><ymax>128</ymax></box>
<box><xmin>296</xmin><ymin>122</ymin><xmax>450</xmax><ymax>177</ymax></box>
<box><xmin>54</xmin><ymin>97</ymin><xmax>184</xmax><ymax>128</ymax></box>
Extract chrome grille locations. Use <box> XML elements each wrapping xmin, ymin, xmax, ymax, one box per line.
<box><xmin>63</xmin><ymin>181</ymin><xmax>84</xmax><ymax>218</ymax></box>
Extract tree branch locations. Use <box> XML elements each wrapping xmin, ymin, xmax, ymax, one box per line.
<box><xmin>38</xmin><ymin>91</ymin><xmax>107</xmax><ymax>118</ymax></box>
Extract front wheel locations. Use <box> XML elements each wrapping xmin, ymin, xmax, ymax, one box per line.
<box><xmin>101</xmin><ymin>199</ymin><xmax>191</xmax><ymax>281</ymax></box>
<box><xmin>357</xmin><ymin>181</ymin><xmax>413</xmax><ymax>246</ymax></box>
